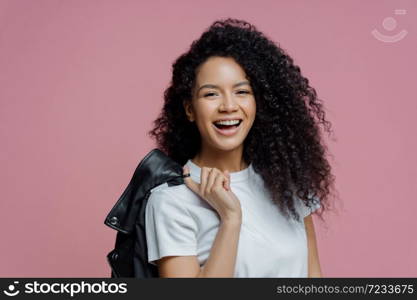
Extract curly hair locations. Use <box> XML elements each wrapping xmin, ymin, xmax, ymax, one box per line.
<box><xmin>148</xmin><ymin>18</ymin><xmax>337</xmax><ymax>223</ymax></box>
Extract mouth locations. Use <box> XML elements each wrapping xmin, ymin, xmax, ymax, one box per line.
<box><xmin>212</xmin><ymin>119</ymin><xmax>243</xmax><ymax>136</ymax></box>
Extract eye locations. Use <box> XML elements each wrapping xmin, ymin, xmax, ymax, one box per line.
<box><xmin>237</xmin><ymin>90</ymin><xmax>250</xmax><ymax>95</ymax></box>
<box><xmin>203</xmin><ymin>92</ymin><xmax>217</xmax><ymax>97</ymax></box>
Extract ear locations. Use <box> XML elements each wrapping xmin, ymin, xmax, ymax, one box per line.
<box><xmin>183</xmin><ymin>100</ymin><xmax>194</xmax><ymax>122</ymax></box>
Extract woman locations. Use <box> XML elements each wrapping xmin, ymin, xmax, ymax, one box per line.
<box><xmin>146</xmin><ymin>18</ymin><xmax>336</xmax><ymax>278</ymax></box>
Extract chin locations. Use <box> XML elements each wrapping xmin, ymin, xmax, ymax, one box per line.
<box><xmin>210</xmin><ymin>138</ymin><xmax>246</xmax><ymax>152</ymax></box>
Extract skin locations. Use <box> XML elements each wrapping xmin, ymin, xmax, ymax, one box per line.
<box><xmin>157</xmin><ymin>56</ymin><xmax>322</xmax><ymax>278</ymax></box>
<box><xmin>183</xmin><ymin>56</ymin><xmax>256</xmax><ymax>173</ymax></box>
<box><xmin>305</xmin><ymin>215</ymin><xmax>322</xmax><ymax>277</ymax></box>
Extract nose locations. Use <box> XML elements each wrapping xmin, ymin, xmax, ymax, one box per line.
<box><xmin>219</xmin><ymin>93</ymin><xmax>238</xmax><ymax>112</ymax></box>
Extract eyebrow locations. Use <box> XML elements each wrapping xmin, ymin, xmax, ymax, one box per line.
<box><xmin>196</xmin><ymin>81</ymin><xmax>251</xmax><ymax>93</ymax></box>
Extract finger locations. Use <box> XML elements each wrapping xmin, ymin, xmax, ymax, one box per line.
<box><xmin>200</xmin><ymin>167</ymin><xmax>210</xmax><ymax>195</ymax></box>
<box><xmin>183</xmin><ymin>166</ymin><xmax>200</xmax><ymax>195</ymax></box>
<box><xmin>213</xmin><ymin>171</ymin><xmax>227</xmax><ymax>191</ymax></box>
<box><xmin>205</xmin><ymin>168</ymin><xmax>219</xmax><ymax>194</ymax></box>
<box><xmin>223</xmin><ymin>170</ymin><xmax>231</xmax><ymax>191</ymax></box>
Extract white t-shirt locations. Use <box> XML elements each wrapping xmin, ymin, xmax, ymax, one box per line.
<box><xmin>145</xmin><ymin>159</ymin><xmax>321</xmax><ymax>277</ymax></box>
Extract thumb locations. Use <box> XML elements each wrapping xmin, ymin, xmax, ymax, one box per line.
<box><xmin>183</xmin><ymin>166</ymin><xmax>199</xmax><ymax>194</ymax></box>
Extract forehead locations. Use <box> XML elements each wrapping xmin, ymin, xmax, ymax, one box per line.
<box><xmin>195</xmin><ymin>56</ymin><xmax>248</xmax><ymax>85</ymax></box>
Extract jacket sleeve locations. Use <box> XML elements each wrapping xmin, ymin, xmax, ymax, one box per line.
<box><xmin>145</xmin><ymin>187</ymin><xmax>198</xmax><ymax>266</ymax></box>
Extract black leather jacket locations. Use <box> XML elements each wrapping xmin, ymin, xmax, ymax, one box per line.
<box><xmin>103</xmin><ymin>149</ymin><xmax>187</xmax><ymax>277</ymax></box>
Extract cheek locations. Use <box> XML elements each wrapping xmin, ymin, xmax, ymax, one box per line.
<box><xmin>195</xmin><ymin>102</ymin><xmax>217</xmax><ymax>122</ymax></box>
<box><xmin>244</xmin><ymin>99</ymin><xmax>257</xmax><ymax>120</ymax></box>
<box><xmin>193</xmin><ymin>105</ymin><xmax>212</xmax><ymax>132</ymax></box>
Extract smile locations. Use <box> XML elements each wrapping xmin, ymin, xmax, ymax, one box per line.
<box><xmin>212</xmin><ymin>119</ymin><xmax>243</xmax><ymax>136</ymax></box>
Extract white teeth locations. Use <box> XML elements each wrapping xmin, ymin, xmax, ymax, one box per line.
<box><xmin>214</xmin><ymin>119</ymin><xmax>240</xmax><ymax>126</ymax></box>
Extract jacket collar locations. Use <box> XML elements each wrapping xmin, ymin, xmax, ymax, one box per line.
<box><xmin>104</xmin><ymin>149</ymin><xmax>185</xmax><ymax>234</ymax></box>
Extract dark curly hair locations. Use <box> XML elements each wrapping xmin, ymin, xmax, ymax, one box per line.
<box><xmin>148</xmin><ymin>18</ymin><xmax>337</xmax><ymax>223</ymax></box>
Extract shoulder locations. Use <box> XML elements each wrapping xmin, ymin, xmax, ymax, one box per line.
<box><xmin>147</xmin><ymin>183</ymin><xmax>199</xmax><ymax>209</ymax></box>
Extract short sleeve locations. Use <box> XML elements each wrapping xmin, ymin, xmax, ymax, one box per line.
<box><xmin>145</xmin><ymin>187</ymin><xmax>198</xmax><ymax>265</ymax></box>
<box><xmin>296</xmin><ymin>194</ymin><xmax>322</xmax><ymax>219</ymax></box>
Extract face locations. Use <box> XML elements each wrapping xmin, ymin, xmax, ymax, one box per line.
<box><xmin>183</xmin><ymin>56</ymin><xmax>256</xmax><ymax>152</ymax></box>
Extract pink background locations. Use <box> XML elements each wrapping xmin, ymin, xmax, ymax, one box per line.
<box><xmin>0</xmin><ymin>0</ymin><xmax>416</xmax><ymax>277</ymax></box>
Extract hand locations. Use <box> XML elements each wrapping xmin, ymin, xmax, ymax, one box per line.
<box><xmin>183</xmin><ymin>165</ymin><xmax>242</xmax><ymax>222</ymax></box>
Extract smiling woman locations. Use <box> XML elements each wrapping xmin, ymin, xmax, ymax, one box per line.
<box><xmin>146</xmin><ymin>18</ymin><xmax>336</xmax><ymax>278</ymax></box>
<box><xmin>183</xmin><ymin>56</ymin><xmax>256</xmax><ymax>156</ymax></box>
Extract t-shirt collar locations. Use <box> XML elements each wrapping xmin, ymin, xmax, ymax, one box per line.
<box><xmin>185</xmin><ymin>159</ymin><xmax>252</xmax><ymax>183</ymax></box>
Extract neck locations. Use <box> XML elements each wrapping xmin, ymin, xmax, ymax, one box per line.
<box><xmin>191</xmin><ymin>143</ymin><xmax>248</xmax><ymax>173</ymax></box>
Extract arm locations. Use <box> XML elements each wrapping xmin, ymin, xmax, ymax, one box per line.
<box><xmin>304</xmin><ymin>215</ymin><xmax>322</xmax><ymax>277</ymax></box>
<box><xmin>157</xmin><ymin>166</ymin><xmax>242</xmax><ymax>278</ymax></box>
<box><xmin>157</xmin><ymin>217</ymin><xmax>241</xmax><ymax>278</ymax></box>
<box><xmin>197</xmin><ymin>217</ymin><xmax>241</xmax><ymax>277</ymax></box>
